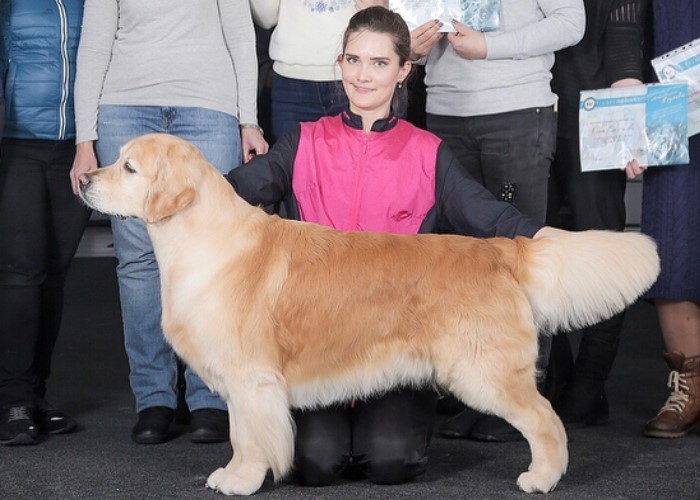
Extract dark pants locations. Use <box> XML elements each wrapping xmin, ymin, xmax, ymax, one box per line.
<box><xmin>427</xmin><ymin>107</ymin><xmax>557</xmax><ymax>370</ymax></box>
<box><xmin>293</xmin><ymin>387</ymin><xmax>437</xmax><ymax>486</ymax></box>
<box><xmin>427</xmin><ymin>107</ymin><xmax>557</xmax><ymax>223</ymax></box>
<box><xmin>547</xmin><ymin>136</ymin><xmax>628</xmax><ymax>387</ymax></box>
<box><xmin>0</xmin><ymin>138</ymin><xmax>91</xmax><ymax>408</ymax></box>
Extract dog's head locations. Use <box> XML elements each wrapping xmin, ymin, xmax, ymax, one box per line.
<box><xmin>79</xmin><ymin>133</ymin><xmax>204</xmax><ymax>224</ymax></box>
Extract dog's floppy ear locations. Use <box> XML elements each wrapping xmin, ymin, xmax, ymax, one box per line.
<box><xmin>143</xmin><ymin>148</ymin><xmax>196</xmax><ymax>224</ymax></box>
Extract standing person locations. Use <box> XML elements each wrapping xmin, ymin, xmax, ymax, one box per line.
<box><xmin>69</xmin><ymin>0</ymin><xmax>267</xmax><ymax>445</ymax></box>
<box><xmin>626</xmin><ymin>0</ymin><xmax>700</xmax><ymax>439</ymax></box>
<box><xmin>225</xmin><ymin>6</ymin><xmax>566</xmax><ymax>485</ymax></box>
<box><xmin>0</xmin><ymin>0</ymin><xmax>91</xmax><ymax>445</ymax></box>
<box><xmin>250</xmin><ymin>0</ymin><xmax>386</xmax><ymax>143</ymax></box>
<box><xmin>546</xmin><ymin>0</ymin><xmax>647</xmax><ymax>428</ymax></box>
<box><xmin>410</xmin><ymin>1</ymin><xmax>586</xmax><ymax>441</ymax></box>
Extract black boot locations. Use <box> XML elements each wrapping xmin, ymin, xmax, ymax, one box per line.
<box><xmin>554</xmin><ymin>313</ymin><xmax>623</xmax><ymax>427</ymax></box>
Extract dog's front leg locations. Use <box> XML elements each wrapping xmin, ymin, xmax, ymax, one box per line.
<box><xmin>206</xmin><ymin>370</ymin><xmax>294</xmax><ymax>495</ymax></box>
<box><xmin>206</xmin><ymin>418</ymin><xmax>269</xmax><ymax>496</ymax></box>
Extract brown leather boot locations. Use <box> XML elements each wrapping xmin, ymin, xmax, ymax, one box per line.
<box><xmin>644</xmin><ymin>351</ymin><xmax>700</xmax><ymax>438</ymax></box>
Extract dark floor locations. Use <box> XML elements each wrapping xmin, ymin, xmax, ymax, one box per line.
<box><xmin>0</xmin><ymin>257</ymin><xmax>698</xmax><ymax>500</ymax></box>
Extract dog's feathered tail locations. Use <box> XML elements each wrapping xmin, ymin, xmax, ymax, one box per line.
<box><xmin>516</xmin><ymin>230</ymin><xmax>660</xmax><ymax>334</ymax></box>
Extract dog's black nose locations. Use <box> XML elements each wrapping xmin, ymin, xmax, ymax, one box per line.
<box><xmin>78</xmin><ymin>175</ymin><xmax>91</xmax><ymax>192</ymax></box>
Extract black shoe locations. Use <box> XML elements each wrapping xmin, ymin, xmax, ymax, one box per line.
<box><xmin>35</xmin><ymin>399</ymin><xmax>77</xmax><ymax>435</ymax></box>
<box><xmin>131</xmin><ymin>407</ymin><xmax>174</xmax><ymax>444</ymax></box>
<box><xmin>189</xmin><ymin>409</ymin><xmax>228</xmax><ymax>444</ymax></box>
<box><xmin>469</xmin><ymin>415</ymin><xmax>524</xmax><ymax>442</ymax></box>
<box><xmin>0</xmin><ymin>406</ymin><xmax>39</xmax><ymax>446</ymax></box>
<box><xmin>439</xmin><ymin>407</ymin><xmax>484</xmax><ymax>439</ymax></box>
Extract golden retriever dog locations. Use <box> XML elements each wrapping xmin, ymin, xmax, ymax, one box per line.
<box><xmin>79</xmin><ymin>133</ymin><xmax>660</xmax><ymax>496</ymax></box>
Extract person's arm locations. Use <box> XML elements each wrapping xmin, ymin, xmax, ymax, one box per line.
<box><xmin>470</xmin><ymin>0</ymin><xmax>585</xmax><ymax>61</ymax></box>
<box><xmin>606</xmin><ymin>0</ymin><xmax>645</xmax><ymax>86</ymax></box>
<box><xmin>606</xmin><ymin>0</ymin><xmax>646</xmax><ymax>179</ymax></box>
<box><xmin>220</xmin><ymin>0</ymin><xmax>268</xmax><ymax>163</ymax></box>
<box><xmin>249</xmin><ymin>0</ymin><xmax>280</xmax><ymax>30</ymax></box>
<box><xmin>435</xmin><ymin>144</ymin><xmax>543</xmax><ymax>238</ymax></box>
<box><xmin>74</xmin><ymin>0</ymin><xmax>117</xmax><ymax>145</ymax></box>
<box><xmin>225</xmin><ymin>126</ymin><xmax>300</xmax><ymax>207</ymax></box>
<box><xmin>70</xmin><ymin>0</ymin><xmax>118</xmax><ymax>193</ymax></box>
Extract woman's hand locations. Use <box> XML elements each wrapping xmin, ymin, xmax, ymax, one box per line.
<box><xmin>241</xmin><ymin>127</ymin><xmax>269</xmax><ymax>164</ymax></box>
<box><xmin>447</xmin><ymin>20</ymin><xmax>486</xmax><ymax>59</ymax></box>
<box><xmin>624</xmin><ymin>159</ymin><xmax>646</xmax><ymax>179</ymax></box>
<box><xmin>70</xmin><ymin>141</ymin><xmax>98</xmax><ymax>194</ymax></box>
<box><xmin>410</xmin><ymin>20</ymin><xmax>443</xmax><ymax>60</ymax></box>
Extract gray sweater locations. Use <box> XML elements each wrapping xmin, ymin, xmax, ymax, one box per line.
<box><xmin>425</xmin><ymin>0</ymin><xmax>585</xmax><ymax>117</ymax></box>
<box><xmin>75</xmin><ymin>0</ymin><xmax>259</xmax><ymax>143</ymax></box>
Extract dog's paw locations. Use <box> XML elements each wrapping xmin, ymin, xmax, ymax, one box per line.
<box><xmin>517</xmin><ymin>471</ymin><xmax>560</xmax><ymax>494</ymax></box>
<box><xmin>206</xmin><ymin>467</ymin><xmax>265</xmax><ymax>496</ymax></box>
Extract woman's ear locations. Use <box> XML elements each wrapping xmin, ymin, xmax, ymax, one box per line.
<box><xmin>399</xmin><ymin>60</ymin><xmax>412</xmax><ymax>82</ymax></box>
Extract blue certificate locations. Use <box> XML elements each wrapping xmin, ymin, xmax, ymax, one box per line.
<box><xmin>652</xmin><ymin>38</ymin><xmax>700</xmax><ymax>137</ymax></box>
<box><xmin>578</xmin><ymin>83</ymin><xmax>689</xmax><ymax>171</ymax></box>
<box><xmin>390</xmin><ymin>0</ymin><xmax>499</xmax><ymax>32</ymax></box>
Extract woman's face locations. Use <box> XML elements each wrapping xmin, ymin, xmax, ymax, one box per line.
<box><xmin>339</xmin><ymin>30</ymin><xmax>411</xmax><ymax>120</ymax></box>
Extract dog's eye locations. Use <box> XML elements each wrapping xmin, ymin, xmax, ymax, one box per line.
<box><xmin>123</xmin><ymin>162</ymin><xmax>136</xmax><ymax>174</ymax></box>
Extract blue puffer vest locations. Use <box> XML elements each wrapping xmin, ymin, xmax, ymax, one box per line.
<box><xmin>1</xmin><ymin>0</ymin><xmax>83</xmax><ymax>140</ymax></box>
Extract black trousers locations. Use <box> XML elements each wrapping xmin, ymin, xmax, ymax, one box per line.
<box><xmin>427</xmin><ymin>107</ymin><xmax>557</xmax><ymax>223</ymax></box>
<box><xmin>546</xmin><ymin>136</ymin><xmax>628</xmax><ymax>386</ymax></box>
<box><xmin>427</xmin><ymin>107</ymin><xmax>557</xmax><ymax>370</ymax></box>
<box><xmin>293</xmin><ymin>387</ymin><xmax>437</xmax><ymax>486</ymax></box>
<box><xmin>0</xmin><ymin>139</ymin><xmax>91</xmax><ymax>408</ymax></box>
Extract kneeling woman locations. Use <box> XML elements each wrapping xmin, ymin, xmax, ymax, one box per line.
<box><xmin>226</xmin><ymin>6</ymin><xmax>557</xmax><ymax>486</ymax></box>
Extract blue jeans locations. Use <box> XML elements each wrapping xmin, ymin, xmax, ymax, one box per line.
<box><xmin>95</xmin><ymin>105</ymin><xmax>241</xmax><ymax>412</ymax></box>
<box><xmin>270</xmin><ymin>72</ymin><xmax>348</xmax><ymax>142</ymax></box>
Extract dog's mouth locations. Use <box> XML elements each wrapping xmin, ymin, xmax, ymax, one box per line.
<box><xmin>78</xmin><ymin>182</ymin><xmax>131</xmax><ymax>220</ymax></box>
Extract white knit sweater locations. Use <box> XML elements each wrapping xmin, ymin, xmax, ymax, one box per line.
<box><xmin>251</xmin><ymin>0</ymin><xmax>356</xmax><ymax>82</ymax></box>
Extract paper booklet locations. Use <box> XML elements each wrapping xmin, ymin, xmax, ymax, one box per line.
<box><xmin>390</xmin><ymin>0</ymin><xmax>499</xmax><ymax>33</ymax></box>
<box><xmin>652</xmin><ymin>37</ymin><xmax>700</xmax><ymax>137</ymax></box>
<box><xmin>578</xmin><ymin>83</ymin><xmax>689</xmax><ymax>172</ymax></box>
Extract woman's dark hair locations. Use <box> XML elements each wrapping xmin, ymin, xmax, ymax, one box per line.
<box><xmin>342</xmin><ymin>6</ymin><xmax>412</xmax><ymax>65</ymax></box>
<box><xmin>342</xmin><ymin>6</ymin><xmax>413</xmax><ymax>115</ymax></box>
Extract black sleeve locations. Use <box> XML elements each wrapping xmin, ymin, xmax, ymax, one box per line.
<box><xmin>605</xmin><ymin>0</ymin><xmax>646</xmax><ymax>85</ymax></box>
<box><xmin>434</xmin><ymin>143</ymin><xmax>543</xmax><ymax>238</ymax></box>
<box><xmin>224</xmin><ymin>125</ymin><xmax>301</xmax><ymax>207</ymax></box>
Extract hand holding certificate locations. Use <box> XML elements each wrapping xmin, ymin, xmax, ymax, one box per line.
<box><xmin>390</xmin><ymin>0</ymin><xmax>499</xmax><ymax>32</ymax></box>
<box><xmin>652</xmin><ymin>38</ymin><xmax>700</xmax><ymax>137</ymax></box>
<box><xmin>578</xmin><ymin>83</ymin><xmax>689</xmax><ymax>172</ymax></box>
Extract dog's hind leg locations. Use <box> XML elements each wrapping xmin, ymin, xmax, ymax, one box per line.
<box><xmin>206</xmin><ymin>370</ymin><xmax>295</xmax><ymax>496</ymax></box>
<box><xmin>439</xmin><ymin>349</ymin><xmax>568</xmax><ymax>493</ymax></box>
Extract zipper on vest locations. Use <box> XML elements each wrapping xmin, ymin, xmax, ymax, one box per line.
<box><xmin>55</xmin><ymin>0</ymin><xmax>69</xmax><ymax>140</ymax></box>
<box><xmin>349</xmin><ymin>134</ymin><xmax>370</xmax><ymax>227</ymax></box>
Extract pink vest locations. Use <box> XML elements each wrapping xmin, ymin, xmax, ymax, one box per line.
<box><xmin>292</xmin><ymin>115</ymin><xmax>440</xmax><ymax>234</ymax></box>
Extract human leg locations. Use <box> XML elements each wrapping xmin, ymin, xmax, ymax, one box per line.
<box><xmin>165</xmin><ymin>108</ymin><xmax>239</xmax><ymax>433</ymax></box>
<box><xmin>33</xmin><ymin>140</ymin><xmax>91</xmax><ymax>434</ymax></box>
<box><xmin>547</xmin><ymin>136</ymin><xmax>628</xmax><ymax>425</ymax></box>
<box><xmin>449</xmin><ymin>108</ymin><xmax>556</xmax><ymax>441</ymax></box>
<box><xmin>426</xmin><ymin>113</ymin><xmax>484</xmax><ymax>184</ymax></box>
<box><xmin>293</xmin><ymin>405</ymin><xmax>352</xmax><ymax>486</ymax></box>
<box><xmin>644</xmin><ymin>300</ymin><xmax>700</xmax><ymax>438</ymax></box>
<box><xmin>95</xmin><ymin>107</ymin><xmax>178</xmax><ymax>443</ymax></box>
<box><xmin>0</xmin><ymin>139</ymin><xmax>52</xmax><ymax>444</ymax></box>
<box><xmin>352</xmin><ymin>388</ymin><xmax>437</xmax><ymax>484</ymax></box>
